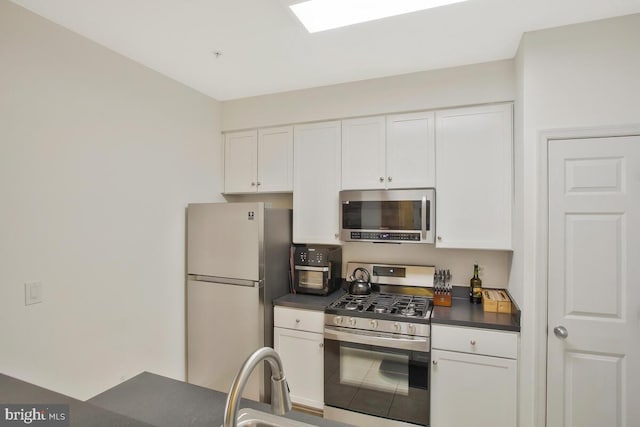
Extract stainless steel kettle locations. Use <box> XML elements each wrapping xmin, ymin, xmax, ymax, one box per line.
<box><xmin>348</xmin><ymin>267</ymin><xmax>371</xmax><ymax>295</ymax></box>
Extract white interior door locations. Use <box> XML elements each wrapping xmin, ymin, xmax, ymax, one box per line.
<box><xmin>547</xmin><ymin>136</ymin><xmax>640</xmax><ymax>426</ymax></box>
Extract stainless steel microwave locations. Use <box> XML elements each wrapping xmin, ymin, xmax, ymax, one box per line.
<box><xmin>339</xmin><ymin>188</ymin><xmax>435</xmax><ymax>244</ymax></box>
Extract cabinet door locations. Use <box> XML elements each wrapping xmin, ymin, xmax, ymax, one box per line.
<box><xmin>293</xmin><ymin>121</ymin><xmax>341</xmax><ymax>244</ymax></box>
<box><xmin>430</xmin><ymin>349</ymin><xmax>517</xmax><ymax>427</ymax></box>
<box><xmin>386</xmin><ymin>111</ymin><xmax>435</xmax><ymax>189</ymax></box>
<box><xmin>341</xmin><ymin>116</ymin><xmax>386</xmax><ymax>190</ymax></box>
<box><xmin>258</xmin><ymin>126</ymin><xmax>293</xmax><ymax>193</ymax></box>
<box><xmin>435</xmin><ymin>104</ymin><xmax>513</xmax><ymax>249</ymax></box>
<box><xmin>274</xmin><ymin>327</ymin><xmax>324</xmax><ymax>410</ymax></box>
<box><xmin>224</xmin><ymin>130</ymin><xmax>258</xmax><ymax>193</ymax></box>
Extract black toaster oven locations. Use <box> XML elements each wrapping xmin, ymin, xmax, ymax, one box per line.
<box><xmin>292</xmin><ymin>245</ymin><xmax>342</xmax><ymax>295</ymax></box>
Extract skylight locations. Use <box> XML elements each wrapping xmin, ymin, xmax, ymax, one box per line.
<box><xmin>290</xmin><ymin>0</ymin><xmax>469</xmax><ymax>33</ymax></box>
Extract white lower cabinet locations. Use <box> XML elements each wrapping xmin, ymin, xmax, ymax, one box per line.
<box><xmin>273</xmin><ymin>306</ymin><xmax>324</xmax><ymax>410</ymax></box>
<box><xmin>430</xmin><ymin>325</ymin><xmax>518</xmax><ymax>427</ymax></box>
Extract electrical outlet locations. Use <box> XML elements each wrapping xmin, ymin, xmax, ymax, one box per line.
<box><xmin>24</xmin><ymin>282</ymin><xmax>43</xmax><ymax>305</ymax></box>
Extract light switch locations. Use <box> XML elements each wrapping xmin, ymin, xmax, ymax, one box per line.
<box><xmin>25</xmin><ymin>282</ymin><xmax>43</xmax><ymax>305</ymax></box>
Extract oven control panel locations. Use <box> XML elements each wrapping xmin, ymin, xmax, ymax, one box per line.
<box><xmin>325</xmin><ymin>313</ymin><xmax>430</xmax><ymax>337</ymax></box>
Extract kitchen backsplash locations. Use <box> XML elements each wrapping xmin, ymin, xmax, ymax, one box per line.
<box><xmin>341</xmin><ymin>242</ymin><xmax>512</xmax><ymax>288</ymax></box>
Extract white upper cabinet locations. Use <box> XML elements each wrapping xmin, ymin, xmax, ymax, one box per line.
<box><xmin>341</xmin><ymin>112</ymin><xmax>435</xmax><ymax>190</ymax></box>
<box><xmin>435</xmin><ymin>103</ymin><xmax>513</xmax><ymax>250</ymax></box>
<box><xmin>224</xmin><ymin>126</ymin><xmax>293</xmax><ymax>194</ymax></box>
<box><xmin>293</xmin><ymin>121</ymin><xmax>341</xmax><ymax>245</ymax></box>
<box><xmin>341</xmin><ymin>116</ymin><xmax>386</xmax><ymax>190</ymax></box>
<box><xmin>386</xmin><ymin>111</ymin><xmax>435</xmax><ymax>189</ymax></box>
<box><xmin>224</xmin><ymin>130</ymin><xmax>257</xmax><ymax>194</ymax></box>
<box><xmin>257</xmin><ymin>126</ymin><xmax>293</xmax><ymax>192</ymax></box>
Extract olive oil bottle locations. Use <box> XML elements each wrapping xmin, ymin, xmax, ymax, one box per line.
<box><xmin>469</xmin><ymin>264</ymin><xmax>482</xmax><ymax>304</ymax></box>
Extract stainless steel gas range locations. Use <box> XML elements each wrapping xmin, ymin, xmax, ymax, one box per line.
<box><xmin>323</xmin><ymin>263</ymin><xmax>435</xmax><ymax>427</ymax></box>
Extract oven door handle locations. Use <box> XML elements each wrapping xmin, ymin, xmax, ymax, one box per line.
<box><xmin>324</xmin><ymin>326</ymin><xmax>430</xmax><ymax>352</ymax></box>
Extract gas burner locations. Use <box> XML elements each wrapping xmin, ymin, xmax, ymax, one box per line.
<box><xmin>328</xmin><ymin>292</ymin><xmax>432</xmax><ymax>321</ymax></box>
<box><xmin>401</xmin><ymin>303</ymin><xmax>417</xmax><ymax>316</ymax></box>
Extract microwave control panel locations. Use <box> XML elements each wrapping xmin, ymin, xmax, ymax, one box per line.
<box><xmin>349</xmin><ymin>231</ymin><xmax>420</xmax><ymax>242</ymax></box>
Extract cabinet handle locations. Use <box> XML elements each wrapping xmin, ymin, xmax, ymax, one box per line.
<box><xmin>437</xmin><ymin>236</ymin><xmax>442</xmax><ymax>241</ymax></box>
<box><xmin>250</xmin><ymin>182</ymin><xmax>256</xmax><ymax>186</ymax></box>
<box><xmin>387</xmin><ymin>176</ymin><xmax>392</xmax><ymax>182</ymax></box>
<box><xmin>432</xmin><ymin>360</ymin><xmax>437</xmax><ymax>366</ymax></box>
<box><xmin>379</xmin><ymin>177</ymin><xmax>384</xmax><ymax>182</ymax></box>
<box><xmin>470</xmin><ymin>339</ymin><xmax>476</xmax><ymax>345</ymax></box>
<box><xmin>256</xmin><ymin>182</ymin><xmax>261</xmax><ymax>186</ymax></box>
<box><xmin>295</xmin><ymin>319</ymin><xmax>300</xmax><ymax>324</ymax></box>
<box><xmin>334</xmin><ymin>233</ymin><xmax>339</xmax><ymax>238</ymax></box>
<box><xmin>319</xmin><ymin>343</ymin><xmax>324</xmax><ymax>348</ymax></box>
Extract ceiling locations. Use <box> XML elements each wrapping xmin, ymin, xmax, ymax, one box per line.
<box><xmin>10</xmin><ymin>0</ymin><xmax>640</xmax><ymax>100</ymax></box>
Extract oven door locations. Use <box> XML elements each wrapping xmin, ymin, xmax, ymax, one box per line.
<box><xmin>324</xmin><ymin>326</ymin><xmax>430</xmax><ymax>426</ymax></box>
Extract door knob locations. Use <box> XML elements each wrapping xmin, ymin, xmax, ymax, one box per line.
<box><xmin>553</xmin><ymin>326</ymin><xmax>568</xmax><ymax>339</ymax></box>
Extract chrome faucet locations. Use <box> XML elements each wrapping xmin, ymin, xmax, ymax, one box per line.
<box><xmin>223</xmin><ymin>347</ymin><xmax>292</xmax><ymax>427</ymax></box>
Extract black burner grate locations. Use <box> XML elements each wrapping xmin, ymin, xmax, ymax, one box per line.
<box><xmin>329</xmin><ymin>292</ymin><xmax>431</xmax><ymax>319</ymax></box>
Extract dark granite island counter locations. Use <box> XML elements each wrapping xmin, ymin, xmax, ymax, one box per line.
<box><xmin>1</xmin><ymin>372</ymin><xmax>352</xmax><ymax>427</ymax></box>
<box><xmin>89</xmin><ymin>372</ymin><xmax>353</xmax><ymax>427</ymax></box>
<box><xmin>0</xmin><ymin>374</ymin><xmax>152</xmax><ymax>426</ymax></box>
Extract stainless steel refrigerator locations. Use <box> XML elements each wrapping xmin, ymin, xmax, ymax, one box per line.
<box><xmin>186</xmin><ymin>202</ymin><xmax>291</xmax><ymax>402</ymax></box>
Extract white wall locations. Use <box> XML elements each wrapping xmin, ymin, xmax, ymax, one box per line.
<box><xmin>0</xmin><ymin>0</ymin><xmax>223</xmax><ymax>400</ymax></box>
<box><xmin>514</xmin><ymin>13</ymin><xmax>640</xmax><ymax>427</ymax></box>
<box><xmin>222</xmin><ymin>59</ymin><xmax>515</xmax><ymax>131</ymax></box>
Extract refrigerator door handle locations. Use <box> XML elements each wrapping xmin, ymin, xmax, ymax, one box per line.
<box><xmin>187</xmin><ymin>275</ymin><xmax>260</xmax><ymax>287</ymax></box>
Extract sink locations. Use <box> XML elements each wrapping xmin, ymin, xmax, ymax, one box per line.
<box><xmin>231</xmin><ymin>408</ymin><xmax>317</xmax><ymax>427</ymax></box>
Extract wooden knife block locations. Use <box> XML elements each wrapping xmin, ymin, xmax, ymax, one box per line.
<box><xmin>433</xmin><ymin>292</ymin><xmax>452</xmax><ymax>307</ymax></box>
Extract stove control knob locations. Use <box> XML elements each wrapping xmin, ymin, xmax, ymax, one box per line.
<box><xmin>393</xmin><ymin>322</ymin><xmax>401</xmax><ymax>332</ymax></box>
<box><xmin>408</xmin><ymin>324</ymin><xmax>416</xmax><ymax>334</ymax></box>
<box><xmin>348</xmin><ymin>317</ymin><xmax>357</xmax><ymax>326</ymax></box>
<box><xmin>334</xmin><ymin>316</ymin><xmax>343</xmax><ymax>325</ymax></box>
<box><xmin>370</xmin><ymin>320</ymin><xmax>378</xmax><ymax>329</ymax></box>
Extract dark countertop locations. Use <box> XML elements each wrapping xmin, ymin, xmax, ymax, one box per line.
<box><xmin>273</xmin><ymin>285</ymin><xmax>520</xmax><ymax>332</ymax></box>
<box><xmin>431</xmin><ymin>299</ymin><xmax>520</xmax><ymax>332</ymax></box>
<box><xmin>273</xmin><ymin>288</ymin><xmax>345</xmax><ymax>311</ymax></box>
<box><xmin>1</xmin><ymin>372</ymin><xmax>351</xmax><ymax>427</ymax></box>
<box><xmin>0</xmin><ymin>374</ymin><xmax>152</xmax><ymax>427</ymax></box>
<box><xmin>431</xmin><ymin>286</ymin><xmax>520</xmax><ymax>332</ymax></box>
<box><xmin>89</xmin><ymin>372</ymin><xmax>352</xmax><ymax>427</ymax></box>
